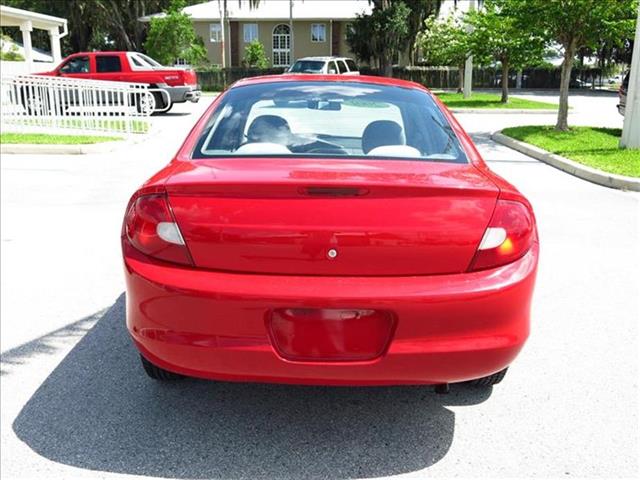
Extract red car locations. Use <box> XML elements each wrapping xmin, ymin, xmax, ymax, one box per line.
<box><xmin>122</xmin><ymin>75</ymin><xmax>538</xmax><ymax>390</ymax></box>
<box><xmin>37</xmin><ymin>51</ymin><xmax>200</xmax><ymax>112</ymax></box>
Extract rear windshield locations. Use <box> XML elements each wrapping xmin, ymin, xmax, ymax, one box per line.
<box><xmin>289</xmin><ymin>61</ymin><xmax>325</xmax><ymax>73</ymax></box>
<box><xmin>193</xmin><ymin>81</ymin><xmax>467</xmax><ymax>163</ymax></box>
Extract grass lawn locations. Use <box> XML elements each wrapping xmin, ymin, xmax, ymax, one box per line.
<box><xmin>502</xmin><ymin>126</ymin><xmax>640</xmax><ymax>178</ymax></box>
<box><xmin>436</xmin><ymin>92</ymin><xmax>558</xmax><ymax>110</ymax></box>
<box><xmin>3</xmin><ymin>118</ymin><xmax>149</xmax><ymax>134</ymax></box>
<box><xmin>0</xmin><ymin>132</ymin><xmax>122</xmax><ymax>145</ymax></box>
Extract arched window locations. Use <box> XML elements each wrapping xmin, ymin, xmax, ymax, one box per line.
<box><xmin>272</xmin><ymin>24</ymin><xmax>291</xmax><ymax>67</ymax></box>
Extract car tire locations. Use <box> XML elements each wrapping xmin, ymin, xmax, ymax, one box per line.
<box><xmin>466</xmin><ymin>367</ymin><xmax>508</xmax><ymax>387</ymax></box>
<box><xmin>135</xmin><ymin>92</ymin><xmax>156</xmax><ymax>115</ymax></box>
<box><xmin>140</xmin><ymin>354</ymin><xmax>183</xmax><ymax>380</ymax></box>
<box><xmin>150</xmin><ymin>91</ymin><xmax>174</xmax><ymax>115</ymax></box>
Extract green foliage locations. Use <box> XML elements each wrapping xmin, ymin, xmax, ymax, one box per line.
<box><xmin>144</xmin><ymin>0</ymin><xmax>207</xmax><ymax>66</ymax></box>
<box><xmin>401</xmin><ymin>0</ymin><xmax>442</xmax><ymax>64</ymax></box>
<box><xmin>466</xmin><ymin>0</ymin><xmax>547</xmax><ymax>102</ymax></box>
<box><xmin>506</xmin><ymin>0</ymin><xmax>637</xmax><ymax>129</ymax></box>
<box><xmin>0</xmin><ymin>132</ymin><xmax>122</xmax><ymax>144</ymax></box>
<box><xmin>1</xmin><ymin>0</ymin><xmax>202</xmax><ymax>55</ymax></box>
<box><xmin>0</xmin><ymin>34</ymin><xmax>25</xmax><ymax>61</ymax></box>
<box><xmin>418</xmin><ymin>14</ymin><xmax>469</xmax><ymax>67</ymax></box>
<box><xmin>515</xmin><ymin>0</ymin><xmax>637</xmax><ymax>53</ymax></box>
<box><xmin>346</xmin><ymin>1</ymin><xmax>412</xmax><ymax>75</ymax></box>
<box><xmin>466</xmin><ymin>0</ymin><xmax>546</xmax><ymax>70</ymax></box>
<box><xmin>243</xmin><ymin>40</ymin><xmax>269</xmax><ymax>68</ymax></box>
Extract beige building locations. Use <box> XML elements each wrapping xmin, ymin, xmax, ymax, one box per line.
<box><xmin>144</xmin><ymin>0</ymin><xmax>372</xmax><ymax>68</ymax></box>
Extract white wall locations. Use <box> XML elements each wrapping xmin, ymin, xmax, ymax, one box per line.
<box><xmin>0</xmin><ymin>60</ymin><xmax>55</xmax><ymax>76</ymax></box>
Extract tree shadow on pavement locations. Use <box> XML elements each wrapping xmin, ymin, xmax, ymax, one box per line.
<box><xmin>12</xmin><ymin>294</ymin><xmax>492</xmax><ymax>479</ymax></box>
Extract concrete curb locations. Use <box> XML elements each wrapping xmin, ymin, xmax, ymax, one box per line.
<box><xmin>451</xmin><ymin>108</ymin><xmax>557</xmax><ymax>114</ymax></box>
<box><xmin>491</xmin><ymin>130</ymin><xmax>640</xmax><ymax>192</ymax></box>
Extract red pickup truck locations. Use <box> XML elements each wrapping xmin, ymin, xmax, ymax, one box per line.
<box><xmin>37</xmin><ymin>51</ymin><xmax>201</xmax><ymax>112</ymax></box>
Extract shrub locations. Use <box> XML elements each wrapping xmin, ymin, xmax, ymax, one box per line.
<box><xmin>0</xmin><ymin>35</ymin><xmax>24</xmax><ymax>61</ymax></box>
<box><xmin>144</xmin><ymin>0</ymin><xmax>207</xmax><ymax>66</ymax></box>
<box><xmin>243</xmin><ymin>40</ymin><xmax>269</xmax><ymax>68</ymax></box>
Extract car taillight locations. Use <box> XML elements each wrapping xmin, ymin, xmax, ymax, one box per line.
<box><xmin>469</xmin><ymin>199</ymin><xmax>535</xmax><ymax>272</ymax></box>
<box><xmin>124</xmin><ymin>193</ymin><xmax>192</xmax><ymax>266</ymax></box>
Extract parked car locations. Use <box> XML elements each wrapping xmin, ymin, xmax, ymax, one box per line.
<box><xmin>35</xmin><ymin>51</ymin><xmax>201</xmax><ymax>112</ymax></box>
<box><xmin>570</xmin><ymin>78</ymin><xmax>593</xmax><ymax>89</ymax></box>
<box><xmin>288</xmin><ymin>56</ymin><xmax>359</xmax><ymax>75</ymax></box>
<box><xmin>122</xmin><ymin>75</ymin><xmax>539</xmax><ymax>390</ymax></box>
<box><xmin>618</xmin><ymin>71</ymin><xmax>629</xmax><ymax>116</ymax></box>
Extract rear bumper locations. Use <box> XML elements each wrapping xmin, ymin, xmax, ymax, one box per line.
<box><xmin>124</xmin><ymin>243</ymin><xmax>538</xmax><ymax>386</ymax></box>
<box><xmin>161</xmin><ymin>84</ymin><xmax>201</xmax><ymax>103</ymax></box>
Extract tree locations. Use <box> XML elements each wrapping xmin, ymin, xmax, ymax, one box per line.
<box><xmin>514</xmin><ymin>0</ymin><xmax>638</xmax><ymax>131</ymax></box>
<box><xmin>418</xmin><ymin>14</ymin><xmax>470</xmax><ymax>92</ymax></box>
<box><xmin>466</xmin><ymin>0</ymin><xmax>546</xmax><ymax>103</ymax></box>
<box><xmin>402</xmin><ymin>0</ymin><xmax>442</xmax><ymax>65</ymax></box>
<box><xmin>0</xmin><ymin>34</ymin><xmax>25</xmax><ymax>61</ymax></box>
<box><xmin>1</xmin><ymin>0</ymin><xmax>203</xmax><ymax>54</ymax></box>
<box><xmin>243</xmin><ymin>39</ymin><xmax>268</xmax><ymax>68</ymax></box>
<box><xmin>144</xmin><ymin>0</ymin><xmax>207</xmax><ymax>66</ymax></box>
<box><xmin>347</xmin><ymin>1</ymin><xmax>412</xmax><ymax>76</ymax></box>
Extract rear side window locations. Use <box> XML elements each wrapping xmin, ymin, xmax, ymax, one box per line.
<box><xmin>59</xmin><ymin>56</ymin><xmax>89</xmax><ymax>74</ymax></box>
<box><xmin>337</xmin><ymin>61</ymin><xmax>348</xmax><ymax>74</ymax></box>
<box><xmin>96</xmin><ymin>56</ymin><xmax>122</xmax><ymax>73</ymax></box>
<box><xmin>193</xmin><ymin>81</ymin><xmax>468</xmax><ymax>164</ymax></box>
<box><xmin>328</xmin><ymin>62</ymin><xmax>338</xmax><ymax>74</ymax></box>
<box><xmin>129</xmin><ymin>55</ymin><xmax>145</xmax><ymax>67</ymax></box>
<box><xmin>346</xmin><ymin>59</ymin><xmax>358</xmax><ymax>72</ymax></box>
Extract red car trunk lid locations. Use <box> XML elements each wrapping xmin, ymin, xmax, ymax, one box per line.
<box><xmin>166</xmin><ymin>159</ymin><xmax>499</xmax><ymax>276</ymax></box>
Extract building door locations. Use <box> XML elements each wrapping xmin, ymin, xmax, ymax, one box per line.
<box><xmin>272</xmin><ymin>24</ymin><xmax>291</xmax><ymax>67</ymax></box>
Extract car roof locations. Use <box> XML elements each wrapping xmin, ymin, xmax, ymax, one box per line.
<box><xmin>232</xmin><ymin>74</ymin><xmax>427</xmax><ymax>91</ymax></box>
<box><xmin>68</xmin><ymin>51</ymin><xmax>136</xmax><ymax>56</ymax></box>
<box><xmin>294</xmin><ymin>56</ymin><xmax>354</xmax><ymax>62</ymax></box>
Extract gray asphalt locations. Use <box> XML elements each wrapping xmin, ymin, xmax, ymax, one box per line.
<box><xmin>1</xmin><ymin>91</ymin><xmax>638</xmax><ymax>479</ymax></box>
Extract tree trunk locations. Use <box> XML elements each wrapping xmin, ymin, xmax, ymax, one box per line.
<box><xmin>380</xmin><ymin>55</ymin><xmax>393</xmax><ymax>77</ymax></box>
<box><xmin>556</xmin><ymin>40</ymin><xmax>577</xmax><ymax>131</ymax></box>
<box><xmin>458</xmin><ymin>65</ymin><xmax>464</xmax><ymax>93</ymax></box>
<box><xmin>501</xmin><ymin>60</ymin><xmax>509</xmax><ymax>103</ymax></box>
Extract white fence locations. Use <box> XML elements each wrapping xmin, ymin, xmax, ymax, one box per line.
<box><xmin>1</xmin><ymin>74</ymin><xmax>160</xmax><ymax>135</ymax></box>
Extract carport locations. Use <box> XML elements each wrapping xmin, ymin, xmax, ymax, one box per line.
<box><xmin>0</xmin><ymin>5</ymin><xmax>67</xmax><ymax>72</ymax></box>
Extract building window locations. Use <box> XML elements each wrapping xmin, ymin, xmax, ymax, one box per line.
<box><xmin>272</xmin><ymin>24</ymin><xmax>291</xmax><ymax>67</ymax></box>
<box><xmin>243</xmin><ymin>23</ymin><xmax>258</xmax><ymax>43</ymax></box>
<box><xmin>311</xmin><ymin>23</ymin><xmax>326</xmax><ymax>43</ymax></box>
<box><xmin>210</xmin><ymin>23</ymin><xmax>222</xmax><ymax>42</ymax></box>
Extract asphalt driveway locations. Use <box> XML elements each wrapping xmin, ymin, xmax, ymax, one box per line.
<box><xmin>1</xmin><ymin>91</ymin><xmax>638</xmax><ymax>479</ymax></box>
